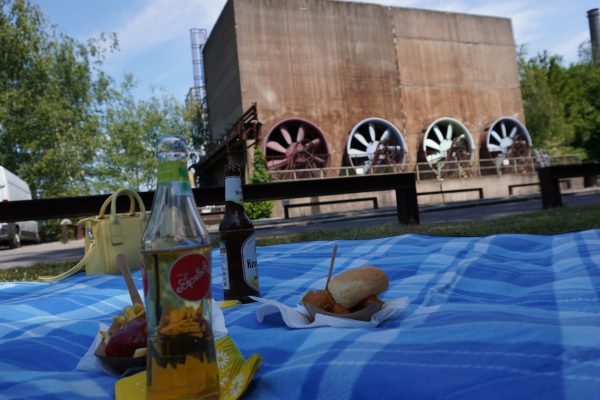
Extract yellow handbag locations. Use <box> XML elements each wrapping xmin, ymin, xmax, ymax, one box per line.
<box><xmin>39</xmin><ymin>188</ymin><xmax>147</xmax><ymax>282</ymax></box>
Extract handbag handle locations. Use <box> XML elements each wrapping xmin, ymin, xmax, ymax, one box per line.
<box><xmin>98</xmin><ymin>191</ymin><xmax>134</xmax><ymax>218</ymax></box>
<box><xmin>38</xmin><ymin>241</ymin><xmax>97</xmax><ymax>282</ymax></box>
<box><xmin>98</xmin><ymin>188</ymin><xmax>146</xmax><ymax>221</ymax></box>
<box><xmin>100</xmin><ymin>188</ymin><xmax>147</xmax><ymax>246</ymax></box>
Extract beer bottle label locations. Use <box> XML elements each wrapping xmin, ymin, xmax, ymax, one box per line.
<box><xmin>241</xmin><ymin>233</ymin><xmax>259</xmax><ymax>290</ymax></box>
<box><xmin>219</xmin><ymin>241</ymin><xmax>230</xmax><ymax>290</ymax></box>
<box><xmin>225</xmin><ymin>176</ymin><xmax>243</xmax><ymax>205</ymax></box>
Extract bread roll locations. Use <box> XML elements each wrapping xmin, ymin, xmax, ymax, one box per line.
<box><xmin>327</xmin><ymin>266</ymin><xmax>389</xmax><ymax>309</ymax></box>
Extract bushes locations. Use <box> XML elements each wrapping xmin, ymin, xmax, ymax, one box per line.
<box><xmin>245</xmin><ymin>200</ymin><xmax>273</xmax><ymax>220</ymax></box>
<box><xmin>245</xmin><ymin>146</ymin><xmax>274</xmax><ymax>220</ymax></box>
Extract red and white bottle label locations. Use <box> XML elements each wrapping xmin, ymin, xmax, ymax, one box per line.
<box><xmin>169</xmin><ymin>254</ymin><xmax>211</xmax><ymax>301</ymax></box>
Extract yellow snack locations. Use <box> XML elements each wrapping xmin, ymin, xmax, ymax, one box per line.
<box><xmin>157</xmin><ymin>306</ymin><xmax>208</xmax><ymax>336</ymax></box>
<box><xmin>101</xmin><ymin>303</ymin><xmax>147</xmax><ymax>344</ymax></box>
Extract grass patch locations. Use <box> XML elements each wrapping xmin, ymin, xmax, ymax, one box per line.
<box><xmin>2</xmin><ymin>202</ymin><xmax>599</xmax><ymax>282</ymax></box>
<box><xmin>0</xmin><ymin>262</ymin><xmax>75</xmax><ymax>282</ymax></box>
<box><xmin>257</xmin><ymin>202</ymin><xmax>600</xmax><ymax>245</ymax></box>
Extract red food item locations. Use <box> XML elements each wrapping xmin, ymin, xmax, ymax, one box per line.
<box><xmin>105</xmin><ymin>315</ymin><xmax>147</xmax><ymax>358</ymax></box>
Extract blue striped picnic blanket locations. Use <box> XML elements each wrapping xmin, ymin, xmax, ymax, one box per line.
<box><xmin>1</xmin><ymin>229</ymin><xmax>599</xmax><ymax>399</ymax></box>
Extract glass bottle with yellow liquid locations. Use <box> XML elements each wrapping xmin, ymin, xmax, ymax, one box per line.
<box><xmin>141</xmin><ymin>136</ymin><xmax>220</xmax><ymax>400</ymax></box>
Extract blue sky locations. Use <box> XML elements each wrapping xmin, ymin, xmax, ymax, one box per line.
<box><xmin>33</xmin><ymin>0</ymin><xmax>598</xmax><ymax>102</ymax></box>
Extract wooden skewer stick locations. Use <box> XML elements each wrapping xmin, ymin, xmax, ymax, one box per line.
<box><xmin>117</xmin><ymin>253</ymin><xmax>143</xmax><ymax>306</ymax></box>
<box><xmin>325</xmin><ymin>243</ymin><xmax>338</xmax><ymax>290</ymax></box>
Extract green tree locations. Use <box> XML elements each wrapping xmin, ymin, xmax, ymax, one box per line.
<box><xmin>97</xmin><ymin>75</ymin><xmax>191</xmax><ymax>192</ymax></box>
<box><xmin>518</xmin><ymin>44</ymin><xmax>600</xmax><ymax>161</ymax></box>
<box><xmin>0</xmin><ymin>0</ymin><xmax>193</xmax><ymax>197</ymax></box>
<box><xmin>0</xmin><ymin>0</ymin><xmax>116</xmax><ymax>197</ymax></box>
<box><xmin>517</xmin><ymin>49</ymin><xmax>579</xmax><ymax>157</ymax></box>
<box><xmin>245</xmin><ymin>145</ymin><xmax>273</xmax><ymax>219</ymax></box>
<box><xmin>184</xmin><ymin>92</ymin><xmax>211</xmax><ymax>154</ymax></box>
<box><xmin>563</xmin><ymin>43</ymin><xmax>600</xmax><ymax>161</ymax></box>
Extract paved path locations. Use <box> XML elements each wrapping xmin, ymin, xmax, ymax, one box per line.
<box><xmin>250</xmin><ymin>190</ymin><xmax>600</xmax><ymax>237</ymax></box>
<box><xmin>0</xmin><ymin>239</ymin><xmax>85</xmax><ymax>269</ymax></box>
<box><xmin>1</xmin><ymin>190</ymin><xmax>599</xmax><ymax>268</ymax></box>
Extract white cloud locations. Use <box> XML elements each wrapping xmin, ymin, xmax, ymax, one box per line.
<box><xmin>341</xmin><ymin>0</ymin><xmax>588</xmax><ymax>62</ymax></box>
<box><xmin>339</xmin><ymin>0</ymin><xmax>465</xmax><ymax>10</ymax></box>
<box><xmin>553</xmin><ymin>29</ymin><xmax>589</xmax><ymax>62</ymax></box>
<box><xmin>112</xmin><ymin>0</ymin><xmax>225</xmax><ymax>57</ymax></box>
<box><xmin>108</xmin><ymin>0</ymin><xmax>589</xmax><ymax>62</ymax></box>
<box><xmin>463</xmin><ymin>1</ymin><xmax>547</xmax><ymax>46</ymax></box>
<box><xmin>94</xmin><ymin>0</ymin><xmax>592</xmax><ymax>99</ymax></box>
<box><xmin>338</xmin><ymin>0</ymin><xmax>423</xmax><ymax>6</ymax></box>
<box><xmin>340</xmin><ymin>0</ymin><xmax>544</xmax><ymax>43</ymax></box>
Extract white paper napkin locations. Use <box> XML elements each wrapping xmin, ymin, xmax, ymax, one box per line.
<box><xmin>77</xmin><ymin>299</ymin><xmax>228</xmax><ymax>376</ymax></box>
<box><xmin>251</xmin><ymin>296</ymin><xmax>409</xmax><ymax>329</ymax></box>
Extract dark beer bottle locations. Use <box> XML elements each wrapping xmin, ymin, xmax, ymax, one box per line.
<box><xmin>218</xmin><ymin>163</ymin><xmax>259</xmax><ymax>302</ymax></box>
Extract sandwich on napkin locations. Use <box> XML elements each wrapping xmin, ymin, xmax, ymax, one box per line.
<box><xmin>302</xmin><ymin>266</ymin><xmax>389</xmax><ymax>314</ymax></box>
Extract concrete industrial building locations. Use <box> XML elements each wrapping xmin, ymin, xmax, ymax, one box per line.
<box><xmin>192</xmin><ymin>0</ymin><xmax>577</xmax><ymax>217</ymax></box>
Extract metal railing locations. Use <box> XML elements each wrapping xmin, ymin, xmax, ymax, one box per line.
<box><xmin>0</xmin><ymin>173</ymin><xmax>421</xmax><ymax>225</ymax></box>
<box><xmin>266</xmin><ymin>155</ymin><xmax>582</xmax><ymax>182</ymax></box>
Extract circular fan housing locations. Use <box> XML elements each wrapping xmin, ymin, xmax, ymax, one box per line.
<box><xmin>422</xmin><ymin>117</ymin><xmax>474</xmax><ymax>170</ymax></box>
<box><xmin>485</xmin><ymin>117</ymin><xmax>532</xmax><ymax>159</ymax></box>
<box><xmin>263</xmin><ymin>118</ymin><xmax>331</xmax><ymax>171</ymax></box>
<box><xmin>346</xmin><ymin>118</ymin><xmax>407</xmax><ymax>174</ymax></box>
